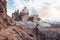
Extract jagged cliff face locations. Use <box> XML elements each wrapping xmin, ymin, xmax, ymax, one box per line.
<box><xmin>0</xmin><ymin>0</ymin><xmax>7</xmax><ymax>14</ymax></box>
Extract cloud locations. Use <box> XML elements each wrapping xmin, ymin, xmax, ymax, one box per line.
<box><xmin>6</xmin><ymin>0</ymin><xmax>9</xmax><ymax>1</ymax></box>
<box><xmin>7</xmin><ymin>9</ymin><xmax>15</xmax><ymax>17</ymax></box>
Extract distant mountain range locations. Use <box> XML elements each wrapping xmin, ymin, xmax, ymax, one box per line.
<box><xmin>45</xmin><ymin>17</ymin><xmax>60</xmax><ymax>27</ymax></box>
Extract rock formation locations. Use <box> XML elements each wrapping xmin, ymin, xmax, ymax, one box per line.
<box><xmin>0</xmin><ymin>0</ymin><xmax>60</xmax><ymax>40</ymax></box>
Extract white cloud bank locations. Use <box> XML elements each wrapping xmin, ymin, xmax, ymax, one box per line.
<box><xmin>7</xmin><ymin>0</ymin><xmax>60</xmax><ymax>21</ymax></box>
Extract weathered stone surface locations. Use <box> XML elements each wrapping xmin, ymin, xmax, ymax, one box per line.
<box><xmin>0</xmin><ymin>0</ymin><xmax>7</xmax><ymax>14</ymax></box>
<box><xmin>1</xmin><ymin>0</ymin><xmax>60</xmax><ymax>40</ymax></box>
<box><xmin>0</xmin><ymin>26</ymin><xmax>34</xmax><ymax>40</ymax></box>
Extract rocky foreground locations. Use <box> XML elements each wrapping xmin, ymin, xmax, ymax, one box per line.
<box><xmin>0</xmin><ymin>14</ymin><xmax>60</xmax><ymax>40</ymax></box>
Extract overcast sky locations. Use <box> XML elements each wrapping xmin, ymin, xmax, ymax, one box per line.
<box><xmin>7</xmin><ymin>0</ymin><xmax>60</xmax><ymax>21</ymax></box>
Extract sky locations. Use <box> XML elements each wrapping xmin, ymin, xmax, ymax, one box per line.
<box><xmin>7</xmin><ymin>0</ymin><xmax>60</xmax><ymax>21</ymax></box>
